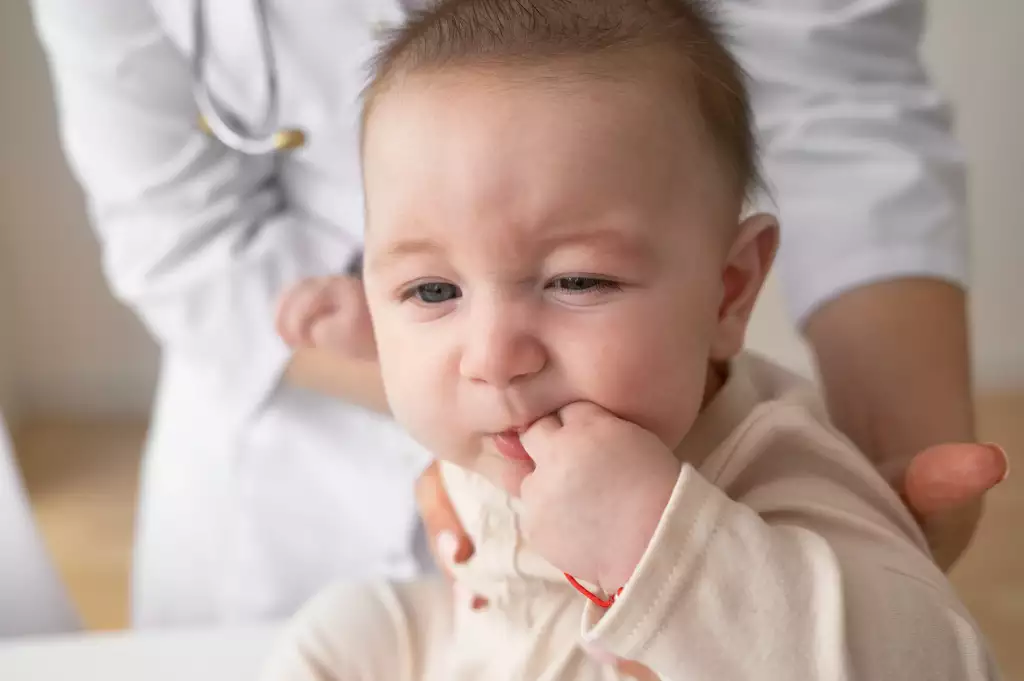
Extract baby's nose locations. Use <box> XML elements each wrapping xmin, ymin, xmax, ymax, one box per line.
<box><xmin>459</xmin><ymin>310</ymin><xmax>546</xmax><ymax>387</ymax></box>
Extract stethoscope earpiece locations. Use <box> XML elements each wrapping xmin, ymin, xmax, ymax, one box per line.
<box><xmin>197</xmin><ymin>116</ymin><xmax>306</xmax><ymax>153</ymax></box>
<box><xmin>272</xmin><ymin>128</ymin><xmax>307</xmax><ymax>151</ymax></box>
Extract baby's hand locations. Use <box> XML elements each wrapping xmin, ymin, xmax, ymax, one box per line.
<box><xmin>519</xmin><ymin>403</ymin><xmax>681</xmax><ymax>593</ymax></box>
<box><xmin>275</xmin><ymin>275</ymin><xmax>376</xmax><ymax>359</ymax></box>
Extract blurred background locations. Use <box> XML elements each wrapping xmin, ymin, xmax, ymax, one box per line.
<box><xmin>0</xmin><ymin>0</ymin><xmax>1021</xmax><ymax>676</ymax></box>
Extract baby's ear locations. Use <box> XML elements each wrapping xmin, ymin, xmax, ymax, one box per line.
<box><xmin>709</xmin><ymin>213</ymin><xmax>779</xmax><ymax>361</ymax></box>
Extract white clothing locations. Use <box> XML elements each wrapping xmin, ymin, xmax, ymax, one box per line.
<box><xmin>0</xmin><ymin>411</ymin><xmax>80</xmax><ymax>637</ymax></box>
<box><xmin>260</xmin><ymin>355</ymin><xmax>998</xmax><ymax>681</ymax></box>
<box><xmin>29</xmin><ymin>0</ymin><xmax>969</xmax><ymax>626</ymax></box>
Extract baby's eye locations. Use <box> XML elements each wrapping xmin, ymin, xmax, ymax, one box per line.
<box><xmin>549</xmin><ymin>276</ymin><xmax>620</xmax><ymax>294</ymax></box>
<box><xmin>409</xmin><ymin>281</ymin><xmax>461</xmax><ymax>304</ymax></box>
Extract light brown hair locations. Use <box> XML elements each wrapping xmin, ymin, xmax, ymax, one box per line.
<box><xmin>362</xmin><ymin>0</ymin><xmax>762</xmax><ymax>203</ymax></box>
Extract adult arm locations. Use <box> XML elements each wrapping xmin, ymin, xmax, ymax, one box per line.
<box><xmin>733</xmin><ymin>0</ymin><xmax>994</xmax><ymax>566</ymax></box>
<box><xmin>31</xmin><ymin>0</ymin><xmax>369</xmax><ymax>421</ymax></box>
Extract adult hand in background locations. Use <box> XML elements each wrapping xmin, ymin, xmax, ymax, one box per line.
<box><xmin>277</xmin><ymin>274</ymin><xmax>387</xmax><ymax>413</ymax></box>
<box><xmin>276</xmin><ymin>275</ymin><xmax>376</xmax><ymax>359</ymax></box>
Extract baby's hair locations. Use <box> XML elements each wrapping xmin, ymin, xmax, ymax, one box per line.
<box><xmin>362</xmin><ymin>0</ymin><xmax>762</xmax><ymax>203</ymax></box>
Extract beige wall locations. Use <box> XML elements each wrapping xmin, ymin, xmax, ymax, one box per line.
<box><xmin>0</xmin><ymin>255</ymin><xmax>17</xmax><ymax>423</ymax></box>
<box><xmin>0</xmin><ymin>1</ymin><xmax>159</xmax><ymax>419</ymax></box>
<box><xmin>0</xmin><ymin>0</ymin><xmax>1020</xmax><ymax>420</ymax></box>
<box><xmin>922</xmin><ymin>0</ymin><xmax>1024</xmax><ymax>392</ymax></box>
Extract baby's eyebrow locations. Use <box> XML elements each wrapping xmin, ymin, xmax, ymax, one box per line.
<box><xmin>369</xmin><ymin>226</ymin><xmax>652</xmax><ymax>273</ymax></box>
<box><xmin>371</xmin><ymin>238</ymin><xmax>444</xmax><ymax>271</ymax></box>
<box><xmin>541</xmin><ymin>227</ymin><xmax>653</xmax><ymax>260</ymax></box>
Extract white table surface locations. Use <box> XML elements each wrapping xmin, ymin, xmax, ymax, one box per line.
<box><xmin>0</xmin><ymin>625</ymin><xmax>281</xmax><ymax>680</ymax></box>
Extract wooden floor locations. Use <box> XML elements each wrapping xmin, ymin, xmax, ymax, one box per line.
<box><xmin>14</xmin><ymin>420</ymin><xmax>143</xmax><ymax>632</ymax></box>
<box><xmin>13</xmin><ymin>396</ymin><xmax>1024</xmax><ymax>678</ymax></box>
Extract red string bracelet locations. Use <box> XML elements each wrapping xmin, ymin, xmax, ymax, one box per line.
<box><xmin>564</xmin><ymin>573</ymin><xmax>623</xmax><ymax>608</ymax></box>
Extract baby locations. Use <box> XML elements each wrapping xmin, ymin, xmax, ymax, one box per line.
<box><xmin>265</xmin><ymin>0</ymin><xmax>999</xmax><ymax>679</ymax></box>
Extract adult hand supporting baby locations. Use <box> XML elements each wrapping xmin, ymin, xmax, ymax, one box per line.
<box><xmin>415</xmin><ymin>460</ymin><xmax>476</xmax><ymax>576</ymax></box>
<box><xmin>901</xmin><ymin>442</ymin><xmax>1008</xmax><ymax>568</ymax></box>
<box><xmin>805</xmin><ymin>278</ymin><xmax>1009</xmax><ymax>570</ymax></box>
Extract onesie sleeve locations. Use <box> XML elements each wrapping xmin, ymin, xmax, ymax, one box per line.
<box><xmin>580</xmin><ymin>407</ymin><xmax>999</xmax><ymax>680</ymax></box>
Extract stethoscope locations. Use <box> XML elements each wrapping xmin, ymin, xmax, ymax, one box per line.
<box><xmin>191</xmin><ymin>0</ymin><xmax>369</xmax><ymax>276</ymax></box>
<box><xmin>192</xmin><ymin>0</ymin><xmax>306</xmax><ymax>154</ymax></box>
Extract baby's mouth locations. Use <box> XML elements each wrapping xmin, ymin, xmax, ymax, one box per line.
<box><xmin>491</xmin><ymin>430</ymin><xmax>534</xmax><ymax>464</ymax></box>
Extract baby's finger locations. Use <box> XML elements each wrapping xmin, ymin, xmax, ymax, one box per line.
<box><xmin>520</xmin><ymin>413</ymin><xmax>562</xmax><ymax>460</ymax></box>
<box><xmin>558</xmin><ymin>401</ymin><xmax>616</xmax><ymax>426</ymax></box>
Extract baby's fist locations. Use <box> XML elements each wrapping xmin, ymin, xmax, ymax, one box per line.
<box><xmin>275</xmin><ymin>275</ymin><xmax>376</xmax><ymax>359</ymax></box>
<box><xmin>519</xmin><ymin>403</ymin><xmax>681</xmax><ymax>592</ymax></box>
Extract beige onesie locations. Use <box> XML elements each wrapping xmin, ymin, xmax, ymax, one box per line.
<box><xmin>260</xmin><ymin>353</ymin><xmax>999</xmax><ymax>681</ymax></box>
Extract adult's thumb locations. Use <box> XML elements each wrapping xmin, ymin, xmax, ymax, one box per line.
<box><xmin>902</xmin><ymin>442</ymin><xmax>1008</xmax><ymax>518</ymax></box>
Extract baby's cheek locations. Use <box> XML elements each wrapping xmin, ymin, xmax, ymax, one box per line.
<box><xmin>386</xmin><ymin>384</ymin><xmax>438</xmax><ymax>455</ymax></box>
<box><xmin>379</xmin><ymin>350</ymin><xmax>451</xmax><ymax>451</ymax></box>
<box><xmin>379</xmin><ymin>352</ymin><xmax>423</xmax><ymax>419</ymax></box>
<box><xmin>586</xmin><ymin>334</ymin><xmax>706</xmax><ymax>444</ymax></box>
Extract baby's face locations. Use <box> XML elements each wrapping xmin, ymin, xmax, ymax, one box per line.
<box><xmin>363</xmin><ymin>71</ymin><xmax>740</xmax><ymax>493</ymax></box>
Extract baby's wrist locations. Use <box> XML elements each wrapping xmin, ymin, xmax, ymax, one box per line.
<box><xmin>598</xmin><ymin>458</ymin><xmax>681</xmax><ymax>591</ymax></box>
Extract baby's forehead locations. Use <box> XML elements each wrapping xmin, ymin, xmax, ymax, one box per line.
<box><xmin>363</xmin><ymin>73</ymin><xmax>737</xmax><ymax>252</ymax></box>
<box><xmin>364</xmin><ymin>64</ymin><xmax>747</xmax><ymax>226</ymax></box>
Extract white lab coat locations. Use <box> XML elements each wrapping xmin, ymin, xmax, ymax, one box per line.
<box><xmin>29</xmin><ymin>0</ymin><xmax>968</xmax><ymax>628</ymax></box>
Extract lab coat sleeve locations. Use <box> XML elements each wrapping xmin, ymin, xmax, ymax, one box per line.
<box><xmin>730</xmin><ymin>0</ymin><xmax>970</xmax><ymax>325</ymax></box>
<box><xmin>581</xmin><ymin>414</ymin><xmax>999</xmax><ymax>680</ymax></box>
<box><xmin>30</xmin><ymin>0</ymin><xmax>359</xmax><ymax>418</ymax></box>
